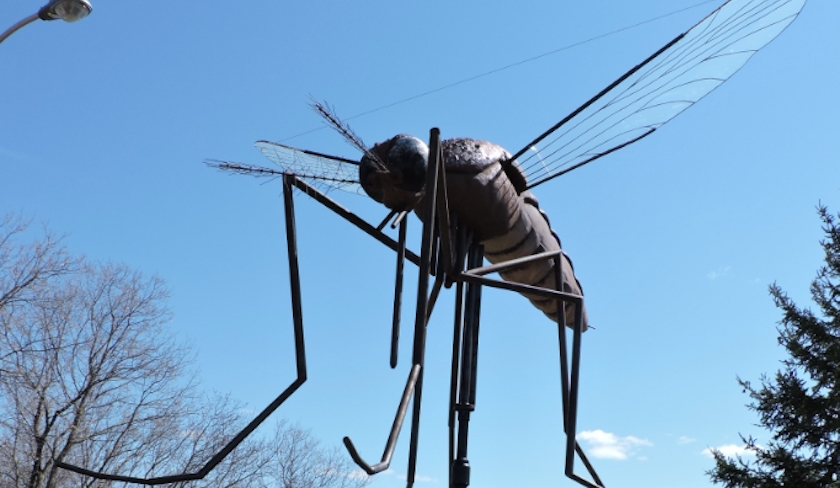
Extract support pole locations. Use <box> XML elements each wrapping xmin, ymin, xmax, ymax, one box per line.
<box><xmin>406</xmin><ymin>128</ymin><xmax>443</xmax><ymax>488</ymax></box>
<box><xmin>391</xmin><ymin>218</ymin><xmax>408</xmax><ymax>368</ymax></box>
<box><xmin>450</xmin><ymin>240</ymin><xmax>484</xmax><ymax>488</ymax></box>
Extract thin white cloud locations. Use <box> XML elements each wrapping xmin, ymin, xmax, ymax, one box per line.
<box><xmin>678</xmin><ymin>436</ymin><xmax>696</xmax><ymax>445</ymax></box>
<box><xmin>578</xmin><ymin>430</ymin><xmax>652</xmax><ymax>460</ymax></box>
<box><xmin>702</xmin><ymin>444</ymin><xmax>759</xmax><ymax>458</ymax></box>
<box><xmin>707</xmin><ymin>266</ymin><xmax>732</xmax><ymax>280</ymax></box>
<box><xmin>414</xmin><ymin>475</ymin><xmax>439</xmax><ymax>483</ymax></box>
<box><xmin>346</xmin><ymin>469</ymin><xmax>369</xmax><ymax>480</ymax></box>
<box><xmin>397</xmin><ymin>473</ymin><xmax>439</xmax><ymax>483</ymax></box>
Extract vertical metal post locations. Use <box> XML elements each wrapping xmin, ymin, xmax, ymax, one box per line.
<box><xmin>283</xmin><ymin>175</ymin><xmax>308</xmax><ymax>381</ymax></box>
<box><xmin>406</xmin><ymin>128</ymin><xmax>443</xmax><ymax>488</ymax></box>
<box><xmin>448</xmin><ymin>280</ymin><xmax>465</xmax><ymax>481</ymax></box>
<box><xmin>451</xmin><ymin>241</ymin><xmax>484</xmax><ymax>488</ymax></box>
<box><xmin>466</xmin><ymin>245</ymin><xmax>483</xmax><ymax>407</ymax></box>
<box><xmin>448</xmin><ymin>223</ymin><xmax>469</xmax><ymax>478</ymax></box>
<box><xmin>391</xmin><ymin>218</ymin><xmax>408</xmax><ymax>368</ymax></box>
<box><xmin>555</xmin><ymin>251</ymin><xmax>603</xmax><ymax>487</ymax></box>
<box><xmin>566</xmin><ymin>302</ymin><xmax>585</xmax><ymax>475</ymax></box>
<box><xmin>555</xmin><ymin>254</ymin><xmax>572</xmax><ymax>444</ymax></box>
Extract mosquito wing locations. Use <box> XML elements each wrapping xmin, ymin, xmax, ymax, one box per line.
<box><xmin>255</xmin><ymin>140</ymin><xmax>363</xmax><ymax>194</ymax></box>
<box><xmin>512</xmin><ymin>0</ymin><xmax>806</xmax><ymax>189</ymax></box>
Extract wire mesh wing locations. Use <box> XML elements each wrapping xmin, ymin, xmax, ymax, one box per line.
<box><xmin>513</xmin><ymin>0</ymin><xmax>806</xmax><ymax>189</ymax></box>
<box><xmin>255</xmin><ymin>140</ymin><xmax>363</xmax><ymax>194</ymax></box>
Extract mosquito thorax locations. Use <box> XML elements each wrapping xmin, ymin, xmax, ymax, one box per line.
<box><xmin>360</xmin><ymin>134</ymin><xmax>429</xmax><ymax>211</ymax></box>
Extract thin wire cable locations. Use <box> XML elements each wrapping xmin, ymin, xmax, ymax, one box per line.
<box><xmin>279</xmin><ymin>0</ymin><xmax>718</xmax><ymax>142</ymax></box>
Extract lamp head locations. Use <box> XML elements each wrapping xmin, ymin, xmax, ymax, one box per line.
<box><xmin>39</xmin><ymin>0</ymin><xmax>92</xmax><ymax>22</ymax></box>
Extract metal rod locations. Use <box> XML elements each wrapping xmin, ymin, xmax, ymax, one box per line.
<box><xmin>56</xmin><ymin>174</ymin><xmax>312</xmax><ymax>485</ymax></box>
<box><xmin>426</xmin><ymin>228</ymin><xmax>450</xmax><ymax>323</ymax></box>
<box><xmin>451</xmin><ymin>241</ymin><xmax>484</xmax><ymax>488</ymax></box>
<box><xmin>426</xmin><ymin>273</ymin><xmax>444</xmax><ymax>322</ymax></box>
<box><xmin>458</xmin><ymin>274</ymin><xmax>582</xmax><ymax>305</ymax></box>
<box><xmin>0</xmin><ymin>13</ymin><xmax>38</xmax><ymax>45</ymax></box>
<box><xmin>555</xmin><ymin>262</ymin><xmax>603</xmax><ymax>487</ymax></box>
<box><xmin>448</xmin><ymin>278</ymin><xmax>465</xmax><ymax>478</ymax></box>
<box><xmin>378</xmin><ymin>209</ymin><xmax>399</xmax><ymax>231</ymax></box>
<box><xmin>465</xmin><ymin>243</ymin><xmax>483</xmax><ymax>407</ymax></box>
<box><xmin>465</xmin><ymin>250</ymin><xmax>561</xmax><ymax>276</ymax></box>
<box><xmin>565</xmin><ymin>298</ymin><xmax>585</xmax><ymax>477</ymax></box>
<box><xmin>443</xmin><ymin>214</ymin><xmax>460</xmax><ymax>289</ymax></box>
<box><xmin>289</xmin><ymin>176</ymin><xmax>422</xmax><ymax>266</ymax></box>
<box><xmin>430</xmin><ymin>216</ymin><xmax>440</xmax><ymax>277</ymax></box>
<box><xmin>406</xmin><ymin>128</ymin><xmax>443</xmax><ymax>488</ymax></box>
<box><xmin>199</xmin><ymin>174</ymin><xmax>311</xmax><ymax>474</ymax></box>
<box><xmin>568</xmin><ymin>472</ymin><xmax>607</xmax><ymax>488</ymax></box>
<box><xmin>555</xmin><ymin>250</ymin><xmax>570</xmax><ymax>434</ymax></box>
<box><xmin>284</xmin><ymin>174</ymin><xmax>309</xmax><ymax>381</ymax></box>
<box><xmin>391</xmin><ymin>210</ymin><xmax>410</xmax><ymax>229</ymax></box>
<box><xmin>575</xmin><ymin>442</ymin><xmax>605</xmax><ymax>487</ymax></box>
<box><xmin>343</xmin><ymin>364</ymin><xmax>422</xmax><ymax>474</ymax></box>
<box><xmin>448</xmin><ymin>224</ymin><xmax>469</xmax><ymax>479</ymax></box>
<box><xmin>435</xmin><ymin>157</ymin><xmax>454</xmax><ymax>277</ymax></box>
<box><xmin>390</xmin><ymin>218</ymin><xmax>408</xmax><ymax>369</ymax></box>
<box><xmin>53</xmin><ymin>463</ymin><xmax>203</xmax><ymax>485</ymax></box>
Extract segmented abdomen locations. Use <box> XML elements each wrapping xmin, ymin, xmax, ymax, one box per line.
<box><xmin>438</xmin><ymin>138</ymin><xmax>588</xmax><ymax>329</ymax></box>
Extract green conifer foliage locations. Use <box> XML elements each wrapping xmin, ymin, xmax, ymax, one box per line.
<box><xmin>708</xmin><ymin>205</ymin><xmax>840</xmax><ymax>487</ymax></box>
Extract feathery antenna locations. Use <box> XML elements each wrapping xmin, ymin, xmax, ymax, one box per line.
<box><xmin>309</xmin><ymin>97</ymin><xmax>387</xmax><ymax>171</ymax></box>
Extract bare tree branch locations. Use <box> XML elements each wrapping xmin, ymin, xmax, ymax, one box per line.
<box><xmin>0</xmin><ymin>215</ymin><xmax>370</xmax><ymax>488</ymax></box>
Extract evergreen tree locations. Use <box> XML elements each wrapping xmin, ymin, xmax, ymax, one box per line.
<box><xmin>708</xmin><ymin>205</ymin><xmax>840</xmax><ymax>487</ymax></box>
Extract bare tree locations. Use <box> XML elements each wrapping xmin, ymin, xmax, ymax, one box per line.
<box><xmin>258</xmin><ymin>421</ymin><xmax>369</xmax><ymax>488</ymax></box>
<box><xmin>0</xmin><ymin>215</ymin><xmax>253</xmax><ymax>487</ymax></box>
<box><xmin>0</xmin><ymin>216</ymin><xmax>369</xmax><ymax>488</ymax></box>
<box><xmin>0</xmin><ymin>215</ymin><xmax>79</xmax><ymax>331</ymax></box>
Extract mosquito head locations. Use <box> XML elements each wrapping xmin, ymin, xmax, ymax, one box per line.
<box><xmin>360</xmin><ymin>134</ymin><xmax>428</xmax><ymax>211</ymax></box>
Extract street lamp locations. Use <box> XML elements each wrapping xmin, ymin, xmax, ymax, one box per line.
<box><xmin>0</xmin><ymin>0</ymin><xmax>92</xmax><ymax>45</ymax></box>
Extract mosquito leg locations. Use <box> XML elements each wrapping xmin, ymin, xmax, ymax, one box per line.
<box><xmin>391</xmin><ymin>218</ymin><xmax>407</xmax><ymax>369</ymax></box>
<box><xmin>448</xmin><ymin>224</ymin><xmax>470</xmax><ymax>475</ymax></box>
<box><xmin>343</xmin><ymin>364</ymin><xmax>421</xmax><ymax>475</ymax></box>
<box><xmin>406</xmin><ymin>128</ymin><xmax>443</xmax><ymax>488</ymax></box>
<box><xmin>451</xmin><ymin>241</ymin><xmax>484</xmax><ymax>488</ymax></box>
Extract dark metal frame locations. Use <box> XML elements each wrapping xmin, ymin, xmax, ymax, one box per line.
<box><xmin>57</xmin><ymin>128</ymin><xmax>603</xmax><ymax>488</ymax></box>
<box><xmin>338</xmin><ymin>128</ymin><xmax>604</xmax><ymax>488</ymax></box>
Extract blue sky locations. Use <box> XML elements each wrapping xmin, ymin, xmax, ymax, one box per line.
<box><xmin>2</xmin><ymin>1</ymin><xmax>838</xmax><ymax>487</ymax></box>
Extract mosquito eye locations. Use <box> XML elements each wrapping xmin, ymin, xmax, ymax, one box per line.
<box><xmin>359</xmin><ymin>154</ymin><xmax>385</xmax><ymax>203</ymax></box>
<box><xmin>388</xmin><ymin>136</ymin><xmax>429</xmax><ymax>192</ymax></box>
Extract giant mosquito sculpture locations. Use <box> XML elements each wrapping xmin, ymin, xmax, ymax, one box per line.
<box><xmin>58</xmin><ymin>0</ymin><xmax>805</xmax><ymax>486</ymax></box>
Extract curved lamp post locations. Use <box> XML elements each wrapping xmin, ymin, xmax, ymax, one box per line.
<box><xmin>0</xmin><ymin>0</ymin><xmax>92</xmax><ymax>45</ymax></box>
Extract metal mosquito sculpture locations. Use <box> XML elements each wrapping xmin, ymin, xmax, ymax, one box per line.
<box><xmin>57</xmin><ymin>0</ymin><xmax>805</xmax><ymax>486</ymax></box>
